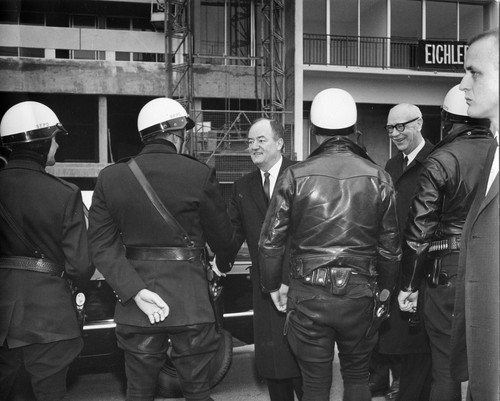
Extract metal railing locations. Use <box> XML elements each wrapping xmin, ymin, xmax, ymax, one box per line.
<box><xmin>304</xmin><ymin>34</ymin><xmax>421</xmax><ymax>70</ymax></box>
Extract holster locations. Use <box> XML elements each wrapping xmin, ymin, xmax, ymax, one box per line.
<box><xmin>426</xmin><ymin>256</ymin><xmax>442</xmax><ymax>288</ymax></box>
<box><xmin>203</xmin><ymin>249</ymin><xmax>224</xmax><ymax>332</ymax></box>
<box><xmin>425</xmin><ymin>237</ymin><xmax>460</xmax><ymax>288</ymax></box>
<box><xmin>329</xmin><ymin>268</ymin><xmax>351</xmax><ymax>295</ymax></box>
<box><xmin>365</xmin><ymin>289</ymin><xmax>391</xmax><ymax>339</ymax></box>
<box><xmin>68</xmin><ymin>280</ymin><xmax>86</xmax><ymax>331</ymax></box>
<box><xmin>298</xmin><ymin>266</ymin><xmax>371</xmax><ymax>296</ymax></box>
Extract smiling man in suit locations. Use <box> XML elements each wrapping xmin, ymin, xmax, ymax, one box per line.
<box><xmin>372</xmin><ymin>103</ymin><xmax>434</xmax><ymax>401</ymax></box>
<box><xmin>217</xmin><ymin>118</ymin><xmax>302</xmax><ymax>401</ymax></box>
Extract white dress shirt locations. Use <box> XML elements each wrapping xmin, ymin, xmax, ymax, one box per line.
<box><xmin>260</xmin><ymin>156</ymin><xmax>283</xmax><ymax>199</ymax></box>
<box><xmin>404</xmin><ymin>138</ymin><xmax>426</xmax><ymax>166</ymax></box>
<box><xmin>485</xmin><ymin>131</ymin><xmax>499</xmax><ymax>196</ymax></box>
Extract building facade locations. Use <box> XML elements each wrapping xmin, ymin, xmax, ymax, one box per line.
<box><xmin>0</xmin><ymin>0</ymin><xmax>498</xmax><ymax>193</ymax></box>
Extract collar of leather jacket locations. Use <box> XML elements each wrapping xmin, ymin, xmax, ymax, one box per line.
<box><xmin>308</xmin><ymin>135</ymin><xmax>374</xmax><ymax>163</ymax></box>
<box><xmin>432</xmin><ymin>124</ymin><xmax>493</xmax><ymax>153</ymax></box>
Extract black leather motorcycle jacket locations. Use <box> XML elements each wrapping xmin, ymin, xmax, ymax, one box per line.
<box><xmin>402</xmin><ymin>125</ymin><xmax>493</xmax><ymax>291</ymax></box>
<box><xmin>259</xmin><ymin>136</ymin><xmax>401</xmax><ymax>294</ymax></box>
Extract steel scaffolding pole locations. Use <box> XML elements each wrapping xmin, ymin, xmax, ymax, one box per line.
<box><xmin>164</xmin><ymin>0</ymin><xmax>193</xmax><ymax>111</ymax></box>
<box><xmin>260</xmin><ymin>0</ymin><xmax>285</xmax><ymax>123</ymax></box>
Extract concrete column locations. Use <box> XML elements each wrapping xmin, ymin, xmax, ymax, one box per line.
<box><xmin>45</xmin><ymin>49</ymin><xmax>56</xmax><ymax>59</ymax></box>
<box><xmin>294</xmin><ymin>0</ymin><xmax>305</xmax><ymax>161</ymax></box>
<box><xmin>326</xmin><ymin>0</ymin><xmax>330</xmax><ymax>64</ymax></box>
<box><xmin>386</xmin><ymin>0</ymin><xmax>391</xmax><ymax>68</ymax></box>
<box><xmin>98</xmin><ymin>96</ymin><xmax>108</xmax><ymax>164</ymax></box>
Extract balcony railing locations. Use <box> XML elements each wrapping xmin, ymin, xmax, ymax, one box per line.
<box><xmin>304</xmin><ymin>34</ymin><xmax>423</xmax><ymax>71</ymax></box>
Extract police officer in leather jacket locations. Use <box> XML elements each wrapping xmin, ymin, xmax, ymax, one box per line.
<box><xmin>259</xmin><ymin>88</ymin><xmax>401</xmax><ymax>401</ymax></box>
<box><xmin>398</xmin><ymin>85</ymin><xmax>493</xmax><ymax>401</ymax></box>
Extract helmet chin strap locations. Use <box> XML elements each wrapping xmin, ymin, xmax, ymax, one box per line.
<box><xmin>172</xmin><ymin>131</ymin><xmax>186</xmax><ymax>154</ymax></box>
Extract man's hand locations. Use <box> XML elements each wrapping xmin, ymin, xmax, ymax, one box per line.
<box><xmin>270</xmin><ymin>284</ymin><xmax>289</xmax><ymax>313</ymax></box>
<box><xmin>398</xmin><ymin>290</ymin><xmax>419</xmax><ymax>312</ymax></box>
<box><xmin>134</xmin><ymin>289</ymin><xmax>169</xmax><ymax>324</ymax></box>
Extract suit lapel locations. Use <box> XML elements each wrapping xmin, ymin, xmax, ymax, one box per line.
<box><xmin>470</xmin><ymin>141</ymin><xmax>498</xmax><ymax>223</ymax></box>
<box><xmin>394</xmin><ymin>141</ymin><xmax>432</xmax><ymax>184</ymax></box>
<box><xmin>248</xmin><ymin>169</ymin><xmax>268</xmax><ymax>217</ymax></box>
<box><xmin>479</xmin><ymin>172</ymin><xmax>498</xmax><ymax>215</ymax></box>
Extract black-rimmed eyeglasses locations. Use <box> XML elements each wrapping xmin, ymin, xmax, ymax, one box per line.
<box><xmin>385</xmin><ymin>116</ymin><xmax>420</xmax><ymax>135</ymax></box>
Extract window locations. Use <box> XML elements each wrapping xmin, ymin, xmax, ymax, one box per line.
<box><xmin>19</xmin><ymin>47</ymin><xmax>44</xmax><ymax>58</ymax></box>
<box><xmin>19</xmin><ymin>11</ymin><xmax>44</xmax><ymax>26</ymax></box>
<box><xmin>459</xmin><ymin>3</ymin><xmax>485</xmax><ymax>41</ymax></box>
<box><xmin>331</xmin><ymin>0</ymin><xmax>357</xmax><ymax>36</ymax></box>
<box><xmin>73</xmin><ymin>50</ymin><xmax>97</xmax><ymax>60</ymax></box>
<box><xmin>0</xmin><ymin>11</ymin><xmax>18</xmax><ymax>24</ymax></box>
<box><xmin>392</xmin><ymin>0</ymin><xmax>421</xmax><ymax>39</ymax></box>
<box><xmin>133</xmin><ymin>53</ymin><xmax>164</xmax><ymax>63</ymax></box>
<box><xmin>304</xmin><ymin>0</ymin><xmax>326</xmax><ymax>35</ymax></box>
<box><xmin>0</xmin><ymin>47</ymin><xmax>18</xmax><ymax>57</ymax></box>
<box><xmin>132</xmin><ymin>18</ymin><xmax>154</xmax><ymax>31</ymax></box>
<box><xmin>116</xmin><ymin>52</ymin><xmax>130</xmax><ymax>61</ymax></box>
<box><xmin>72</xmin><ymin>15</ymin><xmax>96</xmax><ymax>28</ymax></box>
<box><xmin>199</xmin><ymin>2</ymin><xmax>225</xmax><ymax>56</ymax></box>
<box><xmin>55</xmin><ymin>49</ymin><xmax>70</xmax><ymax>59</ymax></box>
<box><xmin>427</xmin><ymin>1</ymin><xmax>457</xmax><ymax>40</ymax></box>
<box><xmin>106</xmin><ymin>17</ymin><xmax>130</xmax><ymax>30</ymax></box>
<box><xmin>46</xmin><ymin>13</ymin><xmax>69</xmax><ymax>28</ymax></box>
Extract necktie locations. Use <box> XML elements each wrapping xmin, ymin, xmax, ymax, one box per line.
<box><xmin>402</xmin><ymin>155</ymin><xmax>408</xmax><ymax>171</ymax></box>
<box><xmin>263</xmin><ymin>172</ymin><xmax>270</xmax><ymax>200</ymax></box>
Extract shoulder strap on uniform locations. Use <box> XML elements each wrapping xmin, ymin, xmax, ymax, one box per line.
<box><xmin>127</xmin><ymin>158</ymin><xmax>194</xmax><ymax>248</ymax></box>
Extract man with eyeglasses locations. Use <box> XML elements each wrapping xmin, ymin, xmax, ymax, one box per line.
<box><xmin>368</xmin><ymin>103</ymin><xmax>433</xmax><ymax>401</ymax></box>
<box><xmin>397</xmin><ymin>82</ymin><xmax>493</xmax><ymax>400</ymax></box>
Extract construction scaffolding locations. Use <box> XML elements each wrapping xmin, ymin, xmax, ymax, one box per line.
<box><xmin>260</xmin><ymin>0</ymin><xmax>285</xmax><ymax>123</ymax></box>
<box><xmin>156</xmin><ymin>0</ymin><xmax>289</xmax><ymax>193</ymax></box>
<box><xmin>162</xmin><ymin>0</ymin><xmax>193</xmax><ymax>109</ymax></box>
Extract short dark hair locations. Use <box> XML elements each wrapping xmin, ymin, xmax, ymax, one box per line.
<box><xmin>251</xmin><ymin>118</ymin><xmax>285</xmax><ymax>141</ymax></box>
<box><xmin>9</xmin><ymin>139</ymin><xmax>52</xmax><ymax>157</ymax></box>
<box><xmin>143</xmin><ymin>129</ymin><xmax>184</xmax><ymax>144</ymax></box>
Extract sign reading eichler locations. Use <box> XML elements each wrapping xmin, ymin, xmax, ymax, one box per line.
<box><xmin>417</xmin><ymin>40</ymin><xmax>468</xmax><ymax>70</ymax></box>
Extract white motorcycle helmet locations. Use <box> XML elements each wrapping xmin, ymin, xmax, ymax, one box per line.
<box><xmin>310</xmin><ymin>88</ymin><xmax>357</xmax><ymax>135</ymax></box>
<box><xmin>441</xmin><ymin>84</ymin><xmax>490</xmax><ymax>136</ymax></box>
<box><xmin>442</xmin><ymin>84</ymin><xmax>469</xmax><ymax>121</ymax></box>
<box><xmin>137</xmin><ymin>97</ymin><xmax>195</xmax><ymax>142</ymax></box>
<box><xmin>0</xmin><ymin>101</ymin><xmax>67</xmax><ymax>146</ymax></box>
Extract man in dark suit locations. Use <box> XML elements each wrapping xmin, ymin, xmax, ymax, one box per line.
<box><xmin>88</xmin><ymin>97</ymin><xmax>235</xmax><ymax>401</ymax></box>
<box><xmin>0</xmin><ymin>101</ymin><xmax>94</xmax><ymax>401</ymax></box>
<box><xmin>217</xmin><ymin>118</ymin><xmax>302</xmax><ymax>401</ymax></box>
<box><xmin>374</xmin><ymin>103</ymin><xmax>434</xmax><ymax>401</ymax></box>
<box><xmin>451</xmin><ymin>28</ymin><xmax>499</xmax><ymax>401</ymax></box>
